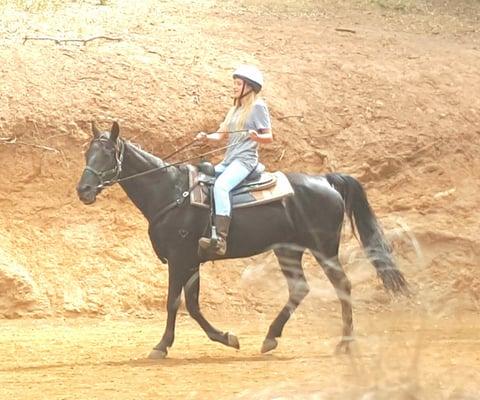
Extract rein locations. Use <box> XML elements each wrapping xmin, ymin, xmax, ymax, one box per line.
<box><xmin>95</xmin><ymin>130</ymin><xmax>250</xmax><ymax>189</ymax></box>
<box><xmin>162</xmin><ymin>130</ymin><xmax>249</xmax><ymax>161</ymax></box>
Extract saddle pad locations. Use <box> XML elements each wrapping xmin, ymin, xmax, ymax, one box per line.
<box><xmin>232</xmin><ymin>172</ymin><xmax>277</xmax><ymax>195</ymax></box>
<box><xmin>189</xmin><ymin>167</ymin><xmax>294</xmax><ymax>209</ymax></box>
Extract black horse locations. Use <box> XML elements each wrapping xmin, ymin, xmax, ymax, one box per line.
<box><xmin>77</xmin><ymin>121</ymin><xmax>408</xmax><ymax>358</ymax></box>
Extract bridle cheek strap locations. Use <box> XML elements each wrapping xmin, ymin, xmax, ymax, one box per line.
<box><xmin>83</xmin><ymin>139</ymin><xmax>125</xmax><ymax>188</ymax></box>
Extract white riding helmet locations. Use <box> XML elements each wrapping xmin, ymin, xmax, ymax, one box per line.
<box><xmin>233</xmin><ymin>65</ymin><xmax>264</xmax><ymax>93</ymax></box>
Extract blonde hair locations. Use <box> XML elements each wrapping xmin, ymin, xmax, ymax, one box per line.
<box><xmin>221</xmin><ymin>90</ymin><xmax>259</xmax><ymax>132</ymax></box>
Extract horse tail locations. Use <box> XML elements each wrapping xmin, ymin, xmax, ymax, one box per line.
<box><xmin>326</xmin><ymin>173</ymin><xmax>409</xmax><ymax>294</ymax></box>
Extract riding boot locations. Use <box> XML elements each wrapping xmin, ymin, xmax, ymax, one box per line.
<box><xmin>212</xmin><ymin>215</ymin><xmax>231</xmax><ymax>256</ymax></box>
<box><xmin>198</xmin><ymin>215</ymin><xmax>231</xmax><ymax>256</ymax></box>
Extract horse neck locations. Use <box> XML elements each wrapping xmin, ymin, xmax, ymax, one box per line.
<box><xmin>118</xmin><ymin>141</ymin><xmax>180</xmax><ymax>221</ymax></box>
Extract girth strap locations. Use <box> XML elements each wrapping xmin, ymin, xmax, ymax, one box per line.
<box><xmin>149</xmin><ymin>181</ymin><xmax>200</xmax><ymax>228</ymax></box>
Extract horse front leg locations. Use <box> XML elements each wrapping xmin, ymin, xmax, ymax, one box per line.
<box><xmin>184</xmin><ymin>264</ymin><xmax>240</xmax><ymax>350</ymax></box>
<box><xmin>148</xmin><ymin>263</ymin><xmax>183</xmax><ymax>359</ymax></box>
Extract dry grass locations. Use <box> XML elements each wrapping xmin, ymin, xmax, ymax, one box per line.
<box><xmin>0</xmin><ymin>0</ymin><xmax>67</xmax><ymax>11</ymax></box>
<box><xmin>236</xmin><ymin>0</ymin><xmax>480</xmax><ymax>17</ymax></box>
<box><xmin>369</xmin><ymin>0</ymin><xmax>420</xmax><ymax>11</ymax></box>
<box><xmin>0</xmin><ymin>0</ymin><xmax>107</xmax><ymax>11</ymax></box>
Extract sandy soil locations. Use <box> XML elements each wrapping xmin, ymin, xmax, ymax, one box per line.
<box><xmin>1</xmin><ymin>312</ymin><xmax>479</xmax><ymax>399</ymax></box>
<box><xmin>0</xmin><ymin>0</ymin><xmax>479</xmax><ymax>398</ymax></box>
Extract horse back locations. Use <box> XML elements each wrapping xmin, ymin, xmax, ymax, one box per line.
<box><xmin>285</xmin><ymin>172</ymin><xmax>345</xmax><ymax>229</ymax></box>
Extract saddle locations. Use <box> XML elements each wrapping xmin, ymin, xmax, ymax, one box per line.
<box><xmin>188</xmin><ymin>163</ymin><xmax>294</xmax><ymax>209</ymax></box>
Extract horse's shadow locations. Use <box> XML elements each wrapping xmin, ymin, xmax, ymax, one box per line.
<box><xmin>2</xmin><ymin>354</ymin><xmax>301</xmax><ymax>372</ymax></box>
<box><xmin>122</xmin><ymin>353</ymin><xmax>297</xmax><ymax>367</ymax></box>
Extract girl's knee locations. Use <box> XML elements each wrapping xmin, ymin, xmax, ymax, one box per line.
<box><xmin>214</xmin><ymin>175</ymin><xmax>231</xmax><ymax>192</ymax></box>
<box><xmin>214</xmin><ymin>182</ymin><xmax>229</xmax><ymax>196</ymax></box>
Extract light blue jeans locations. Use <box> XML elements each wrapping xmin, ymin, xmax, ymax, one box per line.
<box><xmin>214</xmin><ymin>160</ymin><xmax>252</xmax><ymax>216</ymax></box>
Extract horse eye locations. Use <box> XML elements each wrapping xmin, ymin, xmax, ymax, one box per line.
<box><xmin>99</xmin><ymin>146</ymin><xmax>113</xmax><ymax>155</ymax></box>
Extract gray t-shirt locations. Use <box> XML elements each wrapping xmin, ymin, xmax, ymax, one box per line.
<box><xmin>222</xmin><ymin>99</ymin><xmax>271</xmax><ymax>171</ymax></box>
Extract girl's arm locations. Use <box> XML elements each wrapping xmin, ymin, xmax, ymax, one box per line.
<box><xmin>249</xmin><ymin>129</ymin><xmax>273</xmax><ymax>144</ymax></box>
<box><xmin>207</xmin><ymin>130</ymin><xmax>227</xmax><ymax>141</ymax></box>
<box><xmin>196</xmin><ymin>123</ymin><xmax>228</xmax><ymax>142</ymax></box>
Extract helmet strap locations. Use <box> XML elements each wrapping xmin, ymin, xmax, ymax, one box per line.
<box><xmin>234</xmin><ymin>81</ymin><xmax>253</xmax><ymax>106</ymax></box>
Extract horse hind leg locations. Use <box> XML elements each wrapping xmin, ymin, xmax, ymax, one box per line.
<box><xmin>262</xmin><ymin>246</ymin><xmax>309</xmax><ymax>354</ymax></box>
<box><xmin>312</xmin><ymin>242</ymin><xmax>353</xmax><ymax>354</ymax></box>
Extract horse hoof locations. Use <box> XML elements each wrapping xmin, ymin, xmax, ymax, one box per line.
<box><xmin>148</xmin><ymin>349</ymin><xmax>167</xmax><ymax>359</ymax></box>
<box><xmin>261</xmin><ymin>338</ymin><xmax>278</xmax><ymax>354</ymax></box>
<box><xmin>335</xmin><ymin>339</ymin><xmax>352</xmax><ymax>355</ymax></box>
<box><xmin>227</xmin><ymin>333</ymin><xmax>240</xmax><ymax>349</ymax></box>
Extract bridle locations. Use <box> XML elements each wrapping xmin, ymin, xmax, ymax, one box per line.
<box><xmin>83</xmin><ymin>138</ymin><xmax>125</xmax><ymax>189</ymax></box>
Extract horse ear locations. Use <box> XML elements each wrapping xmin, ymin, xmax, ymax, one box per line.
<box><xmin>92</xmin><ymin>121</ymin><xmax>101</xmax><ymax>138</ymax></box>
<box><xmin>110</xmin><ymin>121</ymin><xmax>120</xmax><ymax>142</ymax></box>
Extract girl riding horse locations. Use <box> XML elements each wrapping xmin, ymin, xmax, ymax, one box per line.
<box><xmin>195</xmin><ymin>65</ymin><xmax>273</xmax><ymax>255</ymax></box>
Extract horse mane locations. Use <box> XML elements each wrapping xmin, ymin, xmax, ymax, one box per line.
<box><xmin>124</xmin><ymin>140</ymin><xmax>167</xmax><ymax>168</ymax></box>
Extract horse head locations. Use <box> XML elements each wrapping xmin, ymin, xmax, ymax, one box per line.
<box><xmin>77</xmin><ymin>121</ymin><xmax>123</xmax><ymax>205</ymax></box>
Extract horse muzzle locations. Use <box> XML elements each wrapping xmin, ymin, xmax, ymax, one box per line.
<box><xmin>77</xmin><ymin>184</ymin><xmax>99</xmax><ymax>205</ymax></box>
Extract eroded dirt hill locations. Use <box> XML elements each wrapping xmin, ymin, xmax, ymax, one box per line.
<box><xmin>0</xmin><ymin>0</ymin><xmax>479</xmax><ymax>318</ymax></box>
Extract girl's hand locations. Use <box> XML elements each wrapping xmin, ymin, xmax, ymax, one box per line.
<box><xmin>195</xmin><ymin>131</ymin><xmax>208</xmax><ymax>141</ymax></box>
<box><xmin>249</xmin><ymin>130</ymin><xmax>259</xmax><ymax>141</ymax></box>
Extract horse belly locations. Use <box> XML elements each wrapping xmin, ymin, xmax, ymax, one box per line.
<box><xmin>227</xmin><ymin>202</ymin><xmax>295</xmax><ymax>257</ymax></box>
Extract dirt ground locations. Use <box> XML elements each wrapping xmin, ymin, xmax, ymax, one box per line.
<box><xmin>0</xmin><ymin>312</ymin><xmax>479</xmax><ymax>399</ymax></box>
<box><xmin>0</xmin><ymin>0</ymin><xmax>479</xmax><ymax>399</ymax></box>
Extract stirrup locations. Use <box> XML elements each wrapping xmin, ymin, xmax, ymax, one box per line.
<box><xmin>213</xmin><ymin>237</ymin><xmax>227</xmax><ymax>256</ymax></box>
<box><xmin>198</xmin><ymin>236</ymin><xmax>226</xmax><ymax>256</ymax></box>
<box><xmin>198</xmin><ymin>236</ymin><xmax>217</xmax><ymax>250</ymax></box>
<box><xmin>198</xmin><ymin>222</ymin><xmax>219</xmax><ymax>249</ymax></box>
